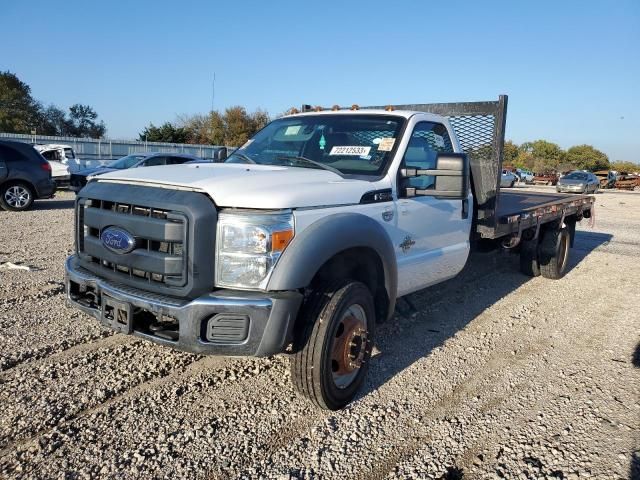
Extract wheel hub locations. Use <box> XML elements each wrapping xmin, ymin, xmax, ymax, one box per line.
<box><xmin>5</xmin><ymin>186</ymin><xmax>30</xmax><ymax>208</ymax></box>
<box><xmin>332</xmin><ymin>315</ymin><xmax>367</xmax><ymax>377</ymax></box>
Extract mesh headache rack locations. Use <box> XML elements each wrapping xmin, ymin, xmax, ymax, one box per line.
<box><xmin>300</xmin><ymin>96</ymin><xmax>509</xmax><ymax>236</ymax></box>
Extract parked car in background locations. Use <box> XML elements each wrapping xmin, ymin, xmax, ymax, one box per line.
<box><xmin>0</xmin><ymin>140</ymin><xmax>57</xmax><ymax>211</ymax></box>
<box><xmin>533</xmin><ymin>173</ymin><xmax>558</xmax><ymax>185</ymax></box>
<box><xmin>556</xmin><ymin>171</ymin><xmax>599</xmax><ymax>194</ymax></box>
<box><xmin>594</xmin><ymin>170</ymin><xmax>617</xmax><ymax>189</ymax></box>
<box><xmin>34</xmin><ymin>144</ymin><xmax>76</xmax><ymax>187</ymax></box>
<box><xmin>500</xmin><ymin>169</ymin><xmax>517</xmax><ymax>187</ymax></box>
<box><xmin>515</xmin><ymin>168</ymin><xmax>534</xmax><ymax>183</ymax></box>
<box><xmin>69</xmin><ymin>152</ymin><xmax>205</xmax><ymax>192</ymax></box>
<box><xmin>614</xmin><ymin>174</ymin><xmax>640</xmax><ymax>191</ymax></box>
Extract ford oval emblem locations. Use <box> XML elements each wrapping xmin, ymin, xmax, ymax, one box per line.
<box><xmin>100</xmin><ymin>227</ymin><xmax>136</xmax><ymax>254</ymax></box>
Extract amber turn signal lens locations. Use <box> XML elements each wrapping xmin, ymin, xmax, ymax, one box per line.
<box><xmin>272</xmin><ymin>230</ymin><xmax>294</xmax><ymax>252</ymax></box>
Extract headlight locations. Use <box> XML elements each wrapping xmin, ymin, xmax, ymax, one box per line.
<box><xmin>215</xmin><ymin>211</ymin><xmax>294</xmax><ymax>290</ymax></box>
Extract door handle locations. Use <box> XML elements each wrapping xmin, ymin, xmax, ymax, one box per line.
<box><xmin>462</xmin><ymin>198</ymin><xmax>469</xmax><ymax>219</ymax></box>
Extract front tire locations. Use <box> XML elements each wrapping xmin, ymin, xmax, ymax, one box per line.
<box><xmin>539</xmin><ymin>227</ymin><xmax>570</xmax><ymax>279</ymax></box>
<box><xmin>290</xmin><ymin>280</ymin><xmax>376</xmax><ymax>410</ymax></box>
<box><xmin>0</xmin><ymin>182</ymin><xmax>35</xmax><ymax>211</ymax></box>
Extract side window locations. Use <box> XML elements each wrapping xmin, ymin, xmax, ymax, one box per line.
<box><xmin>41</xmin><ymin>150</ymin><xmax>61</xmax><ymax>161</ymax></box>
<box><xmin>167</xmin><ymin>156</ymin><xmax>188</xmax><ymax>165</ymax></box>
<box><xmin>64</xmin><ymin>148</ymin><xmax>75</xmax><ymax>159</ymax></box>
<box><xmin>143</xmin><ymin>156</ymin><xmax>167</xmax><ymax>167</ymax></box>
<box><xmin>402</xmin><ymin>122</ymin><xmax>453</xmax><ymax>189</ymax></box>
<box><xmin>0</xmin><ymin>145</ymin><xmax>24</xmax><ymax>163</ymax></box>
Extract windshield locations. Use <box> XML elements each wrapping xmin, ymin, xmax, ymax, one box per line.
<box><xmin>64</xmin><ymin>148</ymin><xmax>75</xmax><ymax>159</ymax></box>
<box><xmin>109</xmin><ymin>155</ymin><xmax>146</xmax><ymax>169</ymax></box>
<box><xmin>226</xmin><ymin>114</ymin><xmax>405</xmax><ymax>176</ymax></box>
<box><xmin>564</xmin><ymin>172</ymin><xmax>588</xmax><ymax>180</ymax></box>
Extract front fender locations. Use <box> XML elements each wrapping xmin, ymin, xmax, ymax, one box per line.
<box><xmin>267</xmin><ymin>213</ymin><xmax>398</xmax><ymax>317</ymax></box>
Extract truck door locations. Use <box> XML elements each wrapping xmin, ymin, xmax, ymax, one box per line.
<box><xmin>392</xmin><ymin>121</ymin><xmax>472</xmax><ymax>296</ymax></box>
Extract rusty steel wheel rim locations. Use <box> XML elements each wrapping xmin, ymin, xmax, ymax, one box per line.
<box><xmin>331</xmin><ymin>304</ymin><xmax>368</xmax><ymax>389</ymax></box>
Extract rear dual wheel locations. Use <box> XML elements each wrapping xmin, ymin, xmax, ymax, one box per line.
<box><xmin>520</xmin><ymin>226</ymin><xmax>570</xmax><ymax>279</ymax></box>
<box><xmin>538</xmin><ymin>227</ymin><xmax>570</xmax><ymax>279</ymax></box>
<box><xmin>519</xmin><ymin>237</ymin><xmax>540</xmax><ymax>277</ymax></box>
<box><xmin>290</xmin><ymin>280</ymin><xmax>375</xmax><ymax>410</ymax></box>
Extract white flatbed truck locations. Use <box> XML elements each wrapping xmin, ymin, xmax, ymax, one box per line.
<box><xmin>65</xmin><ymin>96</ymin><xmax>594</xmax><ymax>409</ymax></box>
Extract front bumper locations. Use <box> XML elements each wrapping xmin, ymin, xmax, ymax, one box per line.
<box><xmin>35</xmin><ymin>178</ymin><xmax>57</xmax><ymax>199</ymax></box>
<box><xmin>64</xmin><ymin>255</ymin><xmax>303</xmax><ymax>356</ymax></box>
<box><xmin>556</xmin><ymin>185</ymin><xmax>585</xmax><ymax>193</ymax></box>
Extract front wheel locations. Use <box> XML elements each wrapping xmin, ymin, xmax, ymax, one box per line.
<box><xmin>290</xmin><ymin>280</ymin><xmax>376</xmax><ymax>410</ymax></box>
<box><xmin>0</xmin><ymin>182</ymin><xmax>35</xmax><ymax>211</ymax></box>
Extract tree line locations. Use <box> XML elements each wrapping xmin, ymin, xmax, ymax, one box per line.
<box><xmin>138</xmin><ymin>108</ymin><xmax>270</xmax><ymax>147</ymax></box>
<box><xmin>0</xmin><ymin>71</ymin><xmax>106</xmax><ymax>138</ymax></box>
<box><xmin>503</xmin><ymin>139</ymin><xmax>636</xmax><ymax>173</ymax></box>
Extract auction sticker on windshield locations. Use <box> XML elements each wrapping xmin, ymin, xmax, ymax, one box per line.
<box><xmin>377</xmin><ymin>138</ymin><xmax>395</xmax><ymax>151</ymax></box>
<box><xmin>329</xmin><ymin>146</ymin><xmax>371</xmax><ymax>156</ymax></box>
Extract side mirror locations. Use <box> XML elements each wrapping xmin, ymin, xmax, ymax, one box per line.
<box><xmin>214</xmin><ymin>147</ymin><xmax>228</xmax><ymax>162</ymax></box>
<box><xmin>400</xmin><ymin>153</ymin><xmax>469</xmax><ymax>199</ymax></box>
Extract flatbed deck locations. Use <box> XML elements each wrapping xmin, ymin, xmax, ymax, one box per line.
<box><xmin>479</xmin><ymin>189</ymin><xmax>595</xmax><ymax>239</ymax></box>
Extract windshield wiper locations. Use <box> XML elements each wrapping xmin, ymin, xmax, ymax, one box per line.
<box><xmin>229</xmin><ymin>152</ymin><xmax>256</xmax><ymax>164</ymax></box>
<box><xmin>277</xmin><ymin>156</ymin><xmax>343</xmax><ymax>177</ymax></box>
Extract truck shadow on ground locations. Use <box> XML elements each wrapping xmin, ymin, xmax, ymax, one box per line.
<box><xmin>364</xmin><ymin>230</ymin><xmax>614</xmax><ymax>401</ymax></box>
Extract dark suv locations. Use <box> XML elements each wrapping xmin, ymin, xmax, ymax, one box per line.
<box><xmin>0</xmin><ymin>140</ymin><xmax>57</xmax><ymax>211</ymax></box>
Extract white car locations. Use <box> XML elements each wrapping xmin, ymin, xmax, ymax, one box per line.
<box><xmin>501</xmin><ymin>169</ymin><xmax>517</xmax><ymax>187</ymax></box>
<box><xmin>34</xmin><ymin>144</ymin><xmax>76</xmax><ymax>187</ymax></box>
<box><xmin>516</xmin><ymin>168</ymin><xmax>534</xmax><ymax>183</ymax></box>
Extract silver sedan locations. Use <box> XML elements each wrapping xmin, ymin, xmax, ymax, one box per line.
<box><xmin>556</xmin><ymin>171</ymin><xmax>599</xmax><ymax>194</ymax></box>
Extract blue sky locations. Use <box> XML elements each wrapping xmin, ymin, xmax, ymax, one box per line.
<box><xmin>2</xmin><ymin>0</ymin><xmax>638</xmax><ymax>161</ymax></box>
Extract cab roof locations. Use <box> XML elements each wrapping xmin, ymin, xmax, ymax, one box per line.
<box><xmin>287</xmin><ymin>109</ymin><xmax>446</xmax><ymax>122</ymax></box>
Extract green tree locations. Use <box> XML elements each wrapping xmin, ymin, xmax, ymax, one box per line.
<box><xmin>37</xmin><ymin>104</ymin><xmax>71</xmax><ymax>136</ymax></box>
<box><xmin>515</xmin><ymin>151</ymin><xmax>536</xmax><ymax>171</ymax></box>
<box><xmin>0</xmin><ymin>71</ymin><xmax>41</xmax><ymax>133</ymax></box>
<box><xmin>251</xmin><ymin>109</ymin><xmax>270</xmax><ymax>132</ymax></box>
<box><xmin>610</xmin><ymin>160</ymin><xmax>640</xmax><ymax>173</ymax></box>
<box><xmin>209</xmin><ymin>111</ymin><xmax>226</xmax><ymax>145</ymax></box>
<box><xmin>520</xmin><ymin>140</ymin><xmax>566</xmax><ymax>172</ymax></box>
<box><xmin>138</xmin><ymin>122</ymin><xmax>188</xmax><ymax>143</ymax></box>
<box><xmin>503</xmin><ymin>140</ymin><xmax>520</xmax><ymax>167</ymax></box>
<box><xmin>565</xmin><ymin>145</ymin><xmax>609</xmax><ymax>171</ymax></box>
<box><xmin>177</xmin><ymin>114</ymin><xmax>210</xmax><ymax>144</ymax></box>
<box><xmin>224</xmin><ymin>106</ymin><xmax>254</xmax><ymax>147</ymax></box>
<box><xmin>67</xmin><ymin>104</ymin><xmax>106</xmax><ymax>138</ymax></box>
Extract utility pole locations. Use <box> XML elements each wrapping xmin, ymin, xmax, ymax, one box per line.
<box><xmin>211</xmin><ymin>73</ymin><xmax>216</xmax><ymax>113</ymax></box>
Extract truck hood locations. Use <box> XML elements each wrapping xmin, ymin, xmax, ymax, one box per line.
<box><xmin>94</xmin><ymin>163</ymin><xmax>382</xmax><ymax>208</ymax></box>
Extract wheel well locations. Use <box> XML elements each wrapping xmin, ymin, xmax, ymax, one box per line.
<box><xmin>1</xmin><ymin>179</ymin><xmax>36</xmax><ymax>195</ymax></box>
<box><xmin>309</xmin><ymin>247</ymin><xmax>389</xmax><ymax>323</ymax></box>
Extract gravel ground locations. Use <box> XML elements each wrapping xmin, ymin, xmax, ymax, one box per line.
<box><xmin>0</xmin><ymin>187</ymin><xmax>638</xmax><ymax>479</ymax></box>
